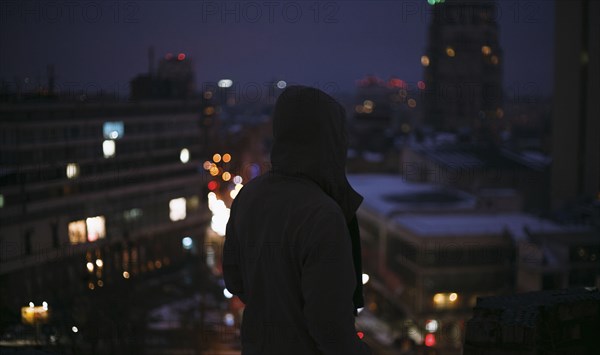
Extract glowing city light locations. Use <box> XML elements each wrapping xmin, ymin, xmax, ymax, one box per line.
<box><xmin>180</xmin><ymin>148</ymin><xmax>190</xmax><ymax>163</ymax></box>
<box><xmin>425</xmin><ymin>333</ymin><xmax>436</xmax><ymax>347</ymax></box>
<box><xmin>421</xmin><ymin>55</ymin><xmax>430</xmax><ymax>67</ymax></box>
<box><xmin>222</xmin><ymin>153</ymin><xmax>231</xmax><ymax>163</ymax></box>
<box><xmin>276</xmin><ymin>80</ymin><xmax>287</xmax><ymax>89</ymax></box>
<box><xmin>218</xmin><ymin>79</ymin><xmax>233</xmax><ymax>88</ymax></box>
<box><xmin>446</xmin><ymin>46</ymin><xmax>456</xmax><ymax>57</ymax></box>
<box><xmin>169</xmin><ymin>198</ymin><xmax>187</xmax><ymax>221</ymax></box>
<box><xmin>223</xmin><ymin>288</ymin><xmax>233</xmax><ymax>299</ymax></box>
<box><xmin>213</xmin><ymin>153</ymin><xmax>222</xmax><ymax>163</ymax></box>
<box><xmin>362</xmin><ymin>273</ymin><xmax>370</xmax><ymax>285</ymax></box>
<box><xmin>66</xmin><ymin>163</ymin><xmax>79</xmax><ymax>179</ymax></box>
<box><xmin>182</xmin><ymin>237</ymin><xmax>193</xmax><ymax>250</ymax></box>
<box><xmin>425</xmin><ymin>319</ymin><xmax>439</xmax><ymax>333</ymax></box>
<box><xmin>103</xmin><ymin>140</ymin><xmax>116</xmax><ymax>158</ymax></box>
<box><xmin>86</xmin><ymin>262</ymin><xmax>94</xmax><ymax>273</ymax></box>
<box><xmin>72</xmin><ymin>326</ymin><xmax>79</xmax><ymax>333</ymax></box>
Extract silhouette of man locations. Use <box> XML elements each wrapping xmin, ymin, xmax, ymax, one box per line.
<box><xmin>223</xmin><ymin>85</ymin><xmax>372</xmax><ymax>355</ymax></box>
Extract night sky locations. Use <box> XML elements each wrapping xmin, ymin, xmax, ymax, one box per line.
<box><xmin>0</xmin><ymin>0</ymin><xmax>555</xmax><ymax>97</ymax></box>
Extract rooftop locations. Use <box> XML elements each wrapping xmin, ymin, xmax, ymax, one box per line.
<box><xmin>393</xmin><ymin>213</ymin><xmax>565</xmax><ymax>240</ymax></box>
<box><xmin>347</xmin><ymin>173</ymin><xmax>477</xmax><ymax>216</ymax></box>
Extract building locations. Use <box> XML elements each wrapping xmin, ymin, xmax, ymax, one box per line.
<box><xmin>464</xmin><ymin>287</ymin><xmax>600</xmax><ymax>354</ymax></box>
<box><xmin>551</xmin><ymin>0</ymin><xmax>600</xmax><ymax>210</ymax></box>
<box><xmin>130</xmin><ymin>49</ymin><xmax>195</xmax><ymax>100</ymax></box>
<box><xmin>347</xmin><ymin>174</ymin><xmax>598</xmax><ymax>354</ymax></box>
<box><xmin>0</xmin><ymin>101</ymin><xmax>209</xmax><ymax>340</ymax></box>
<box><xmin>421</xmin><ymin>0</ymin><xmax>503</xmax><ymax>140</ymax></box>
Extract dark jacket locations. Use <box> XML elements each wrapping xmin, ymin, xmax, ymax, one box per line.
<box><xmin>223</xmin><ymin>86</ymin><xmax>372</xmax><ymax>355</ymax></box>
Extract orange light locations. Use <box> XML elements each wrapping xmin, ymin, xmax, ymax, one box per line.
<box><xmin>222</xmin><ymin>153</ymin><xmax>231</xmax><ymax>163</ymax></box>
<box><xmin>213</xmin><ymin>153</ymin><xmax>222</xmax><ymax>163</ymax></box>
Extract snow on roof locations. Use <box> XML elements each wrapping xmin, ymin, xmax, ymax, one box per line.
<box><xmin>347</xmin><ymin>173</ymin><xmax>477</xmax><ymax>216</ymax></box>
<box><xmin>393</xmin><ymin>213</ymin><xmax>565</xmax><ymax>240</ymax></box>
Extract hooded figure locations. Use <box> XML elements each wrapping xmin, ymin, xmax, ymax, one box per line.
<box><xmin>223</xmin><ymin>86</ymin><xmax>372</xmax><ymax>355</ymax></box>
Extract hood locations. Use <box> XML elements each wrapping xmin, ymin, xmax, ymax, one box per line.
<box><xmin>269</xmin><ymin>85</ymin><xmax>365</xmax><ymax>313</ymax></box>
<box><xmin>269</xmin><ymin>85</ymin><xmax>364</xmax><ymax>223</ymax></box>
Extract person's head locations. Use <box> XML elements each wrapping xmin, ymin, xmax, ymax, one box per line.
<box><xmin>270</xmin><ymin>85</ymin><xmax>348</xmax><ymax>177</ymax></box>
<box><xmin>269</xmin><ymin>85</ymin><xmax>362</xmax><ymax>223</ymax></box>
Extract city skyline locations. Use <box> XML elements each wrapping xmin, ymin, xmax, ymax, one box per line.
<box><xmin>1</xmin><ymin>0</ymin><xmax>555</xmax><ymax>97</ymax></box>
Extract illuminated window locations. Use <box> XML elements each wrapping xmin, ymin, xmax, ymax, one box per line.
<box><xmin>180</xmin><ymin>148</ymin><xmax>190</xmax><ymax>163</ymax></box>
<box><xmin>103</xmin><ymin>140</ymin><xmax>116</xmax><ymax>158</ymax></box>
<box><xmin>446</xmin><ymin>46</ymin><xmax>456</xmax><ymax>57</ymax></box>
<box><xmin>86</xmin><ymin>216</ymin><xmax>106</xmax><ymax>242</ymax></box>
<box><xmin>103</xmin><ymin>121</ymin><xmax>124</xmax><ymax>140</ymax></box>
<box><xmin>169</xmin><ymin>198</ymin><xmax>187</xmax><ymax>221</ymax></box>
<box><xmin>66</xmin><ymin>163</ymin><xmax>79</xmax><ymax>179</ymax></box>
<box><xmin>0</xmin><ymin>194</ymin><xmax>4</xmax><ymax>208</ymax></box>
<box><xmin>68</xmin><ymin>220</ymin><xmax>87</xmax><ymax>244</ymax></box>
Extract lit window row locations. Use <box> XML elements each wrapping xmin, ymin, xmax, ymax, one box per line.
<box><xmin>432</xmin><ymin>292</ymin><xmax>459</xmax><ymax>309</ymax></box>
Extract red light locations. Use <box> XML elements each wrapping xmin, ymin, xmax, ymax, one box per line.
<box><xmin>208</xmin><ymin>181</ymin><xmax>218</xmax><ymax>191</ymax></box>
<box><xmin>178</xmin><ymin>53</ymin><xmax>186</xmax><ymax>61</ymax></box>
<box><xmin>418</xmin><ymin>81</ymin><xmax>426</xmax><ymax>90</ymax></box>
<box><xmin>425</xmin><ymin>333</ymin><xmax>436</xmax><ymax>347</ymax></box>
<box><xmin>357</xmin><ymin>331</ymin><xmax>364</xmax><ymax>339</ymax></box>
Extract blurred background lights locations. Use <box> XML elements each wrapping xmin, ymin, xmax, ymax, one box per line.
<box><xmin>224</xmin><ymin>313</ymin><xmax>235</xmax><ymax>327</ymax></box>
<box><xmin>66</xmin><ymin>163</ymin><xmax>79</xmax><ymax>179</ymax></box>
<box><xmin>182</xmin><ymin>236</ymin><xmax>193</xmax><ymax>250</ymax></box>
<box><xmin>180</xmin><ymin>148</ymin><xmax>190</xmax><ymax>163</ymax></box>
<box><xmin>218</xmin><ymin>79</ymin><xmax>233</xmax><ymax>88</ymax></box>
<box><xmin>103</xmin><ymin>140</ymin><xmax>116</xmax><ymax>158</ymax></box>
<box><xmin>362</xmin><ymin>273</ymin><xmax>370</xmax><ymax>285</ymax></box>
<box><xmin>222</xmin><ymin>153</ymin><xmax>231</xmax><ymax>163</ymax></box>
<box><xmin>213</xmin><ymin>153</ymin><xmax>222</xmax><ymax>162</ymax></box>
<box><xmin>223</xmin><ymin>288</ymin><xmax>233</xmax><ymax>299</ymax></box>
<box><xmin>425</xmin><ymin>319</ymin><xmax>439</xmax><ymax>333</ymax></box>
<box><xmin>72</xmin><ymin>326</ymin><xmax>78</xmax><ymax>333</ymax></box>
<box><xmin>276</xmin><ymin>80</ymin><xmax>287</xmax><ymax>89</ymax></box>
<box><xmin>169</xmin><ymin>198</ymin><xmax>187</xmax><ymax>221</ymax></box>
<box><xmin>233</xmin><ymin>175</ymin><xmax>243</xmax><ymax>184</ymax></box>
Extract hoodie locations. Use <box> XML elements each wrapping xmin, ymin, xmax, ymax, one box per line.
<box><xmin>223</xmin><ymin>86</ymin><xmax>372</xmax><ymax>355</ymax></box>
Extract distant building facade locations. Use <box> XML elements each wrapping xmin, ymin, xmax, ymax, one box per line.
<box><xmin>130</xmin><ymin>51</ymin><xmax>195</xmax><ymax>100</ymax></box>
<box><xmin>421</xmin><ymin>0</ymin><xmax>503</xmax><ymax>140</ymax></box>
<box><xmin>551</xmin><ymin>0</ymin><xmax>600</xmax><ymax>210</ymax></box>
<box><xmin>0</xmin><ymin>101</ymin><xmax>208</xmax><ymax>319</ymax></box>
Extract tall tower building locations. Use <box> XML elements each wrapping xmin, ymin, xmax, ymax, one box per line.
<box><xmin>551</xmin><ymin>0</ymin><xmax>600</xmax><ymax>209</ymax></box>
<box><xmin>421</xmin><ymin>0</ymin><xmax>503</xmax><ymax>139</ymax></box>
